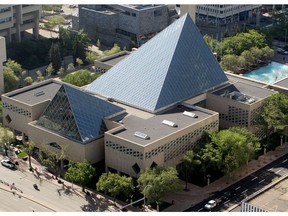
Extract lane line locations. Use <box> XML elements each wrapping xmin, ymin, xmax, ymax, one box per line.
<box><xmin>282</xmin><ymin>159</ymin><xmax>288</xmax><ymax>163</ymax></box>
<box><xmin>268</xmin><ymin>168</ymin><xmax>273</xmax><ymax>171</ymax></box>
<box><xmin>224</xmin><ymin>200</ymin><xmax>230</xmax><ymax>204</ymax></box>
<box><xmin>198</xmin><ymin>208</ymin><xmax>203</xmax><ymax>212</ymax></box>
<box><xmin>259</xmin><ymin>179</ymin><xmax>265</xmax><ymax>184</ymax></box>
<box><xmin>242</xmin><ymin>189</ymin><xmax>248</xmax><ymax>194</ymax></box>
<box><xmin>251</xmin><ymin>177</ymin><xmax>258</xmax><ymax>181</ymax></box>
<box><xmin>235</xmin><ymin>186</ymin><xmax>241</xmax><ymax>190</ymax></box>
<box><xmin>275</xmin><ymin>169</ymin><xmax>283</xmax><ymax>174</ymax></box>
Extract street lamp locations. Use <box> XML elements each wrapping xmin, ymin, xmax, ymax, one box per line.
<box><xmin>264</xmin><ymin>144</ymin><xmax>267</xmax><ymax>155</ymax></box>
<box><xmin>143</xmin><ymin>184</ymin><xmax>152</xmax><ymax>207</ymax></box>
<box><xmin>281</xmin><ymin>135</ymin><xmax>284</xmax><ymax>146</ymax></box>
<box><xmin>207</xmin><ymin>174</ymin><xmax>211</xmax><ymax>186</ymax></box>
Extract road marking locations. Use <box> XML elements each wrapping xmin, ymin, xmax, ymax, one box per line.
<box><xmin>275</xmin><ymin>169</ymin><xmax>283</xmax><ymax>174</ymax></box>
<box><xmin>242</xmin><ymin>189</ymin><xmax>248</xmax><ymax>194</ymax></box>
<box><xmin>268</xmin><ymin>168</ymin><xmax>274</xmax><ymax>171</ymax></box>
<box><xmin>235</xmin><ymin>186</ymin><xmax>241</xmax><ymax>190</ymax></box>
<box><xmin>282</xmin><ymin>159</ymin><xmax>288</xmax><ymax>163</ymax></box>
<box><xmin>198</xmin><ymin>208</ymin><xmax>203</xmax><ymax>212</ymax></box>
<box><xmin>251</xmin><ymin>177</ymin><xmax>258</xmax><ymax>181</ymax></box>
<box><xmin>224</xmin><ymin>200</ymin><xmax>230</xmax><ymax>204</ymax></box>
<box><xmin>259</xmin><ymin>179</ymin><xmax>265</xmax><ymax>184</ymax></box>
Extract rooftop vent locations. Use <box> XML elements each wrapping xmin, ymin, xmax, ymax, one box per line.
<box><xmin>183</xmin><ymin>111</ymin><xmax>198</xmax><ymax>118</ymax></box>
<box><xmin>162</xmin><ymin>120</ymin><xmax>177</xmax><ymax>127</ymax></box>
<box><xmin>134</xmin><ymin>131</ymin><xmax>150</xmax><ymax>140</ymax></box>
<box><xmin>34</xmin><ymin>91</ymin><xmax>45</xmax><ymax>97</ymax></box>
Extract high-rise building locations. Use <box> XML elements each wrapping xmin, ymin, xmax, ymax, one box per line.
<box><xmin>195</xmin><ymin>4</ymin><xmax>261</xmax><ymax>26</ymax></box>
<box><xmin>0</xmin><ymin>36</ymin><xmax>6</xmax><ymax>95</ymax></box>
<box><xmin>0</xmin><ymin>5</ymin><xmax>41</xmax><ymax>43</ymax></box>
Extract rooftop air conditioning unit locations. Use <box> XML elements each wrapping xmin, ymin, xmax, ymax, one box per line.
<box><xmin>162</xmin><ymin>120</ymin><xmax>178</xmax><ymax>127</ymax></box>
<box><xmin>183</xmin><ymin>111</ymin><xmax>198</xmax><ymax>118</ymax></box>
<box><xmin>134</xmin><ymin>131</ymin><xmax>150</xmax><ymax>140</ymax></box>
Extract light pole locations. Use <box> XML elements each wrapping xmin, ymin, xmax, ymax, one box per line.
<box><xmin>207</xmin><ymin>174</ymin><xmax>211</xmax><ymax>186</ymax></box>
<box><xmin>264</xmin><ymin>144</ymin><xmax>267</xmax><ymax>155</ymax></box>
<box><xmin>280</xmin><ymin>135</ymin><xmax>284</xmax><ymax>146</ymax></box>
<box><xmin>143</xmin><ymin>184</ymin><xmax>152</xmax><ymax>207</ymax></box>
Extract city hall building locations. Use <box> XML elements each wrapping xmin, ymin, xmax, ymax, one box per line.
<box><xmin>1</xmin><ymin>14</ymin><xmax>275</xmax><ymax>177</ymax></box>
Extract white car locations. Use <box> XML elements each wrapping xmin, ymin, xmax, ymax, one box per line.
<box><xmin>204</xmin><ymin>200</ymin><xmax>217</xmax><ymax>210</ymax></box>
<box><xmin>1</xmin><ymin>159</ymin><xmax>16</xmax><ymax>169</ymax></box>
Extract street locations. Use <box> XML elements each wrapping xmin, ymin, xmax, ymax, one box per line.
<box><xmin>185</xmin><ymin>153</ymin><xmax>288</xmax><ymax>212</ymax></box>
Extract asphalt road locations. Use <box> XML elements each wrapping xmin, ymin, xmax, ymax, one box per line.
<box><xmin>185</xmin><ymin>153</ymin><xmax>288</xmax><ymax>212</ymax></box>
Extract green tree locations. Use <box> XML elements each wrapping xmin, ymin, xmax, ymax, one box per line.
<box><xmin>65</xmin><ymin>159</ymin><xmax>95</xmax><ymax>192</ymax></box>
<box><xmin>3</xmin><ymin>67</ymin><xmax>20</xmax><ymax>92</ymax></box>
<box><xmin>76</xmin><ymin>58</ymin><xmax>83</xmax><ymax>68</ymax></box>
<box><xmin>5</xmin><ymin>59</ymin><xmax>23</xmax><ymax>77</ymax></box>
<box><xmin>24</xmin><ymin>76</ymin><xmax>33</xmax><ymax>85</ymax></box>
<box><xmin>59</xmin><ymin>27</ymin><xmax>72</xmax><ymax>49</ymax></box>
<box><xmin>73</xmin><ymin>29</ymin><xmax>91</xmax><ymax>63</ymax></box>
<box><xmin>36</xmin><ymin>70</ymin><xmax>45</xmax><ymax>82</ymax></box>
<box><xmin>96</xmin><ymin>39</ymin><xmax>101</xmax><ymax>48</ymax></box>
<box><xmin>48</xmin><ymin>43</ymin><xmax>62</xmax><ymax>74</ymax></box>
<box><xmin>255</xmin><ymin>93</ymin><xmax>288</xmax><ymax>147</ymax></box>
<box><xmin>181</xmin><ymin>150</ymin><xmax>201</xmax><ymax>190</ymax></box>
<box><xmin>137</xmin><ymin>166</ymin><xmax>182</xmax><ymax>211</ymax></box>
<box><xmin>46</xmin><ymin>63</ymin><xmax>54</xmax><ymax>79</ymax></box>
<box><xmin>62</xmin><ymin>69</ymin><xmax>98</xmax><ymax>87</ymax></box>
<box><xmin>22</xmin><ymin>140</ymin><xmax>35</xmax><ymax>170</ymax></box>
<box><xmin>67</xmin><ymin>63</ymin><xmax>75</xmax><ymax>72</ymax></box>
<box><xmin>104</xmin><ymin>43</ymin><xmax>121</xmax><ymax>56</ymax></box>
<box><xmin>96</xmin><ymin>172</ymin><xmax>134</xmax><ymax>204</ymax></box>
<box><xmin>220</xmin><ymin>54</ymin><xmax>239</xmax><ymax>72</ymax></box>
<box><xmin>86</xmin><ymin>51</ymin><xmax>102</xmax><ymax>64</ymax></box>
<box><xmin>0</xmin><ymin>127</ymin><xmax>15</xmax><ymax>156</ymax></box>
<box><xmin>39</xmin><ymin>144</ymin><xmax>66</xmax><ymax>179</ymax></box>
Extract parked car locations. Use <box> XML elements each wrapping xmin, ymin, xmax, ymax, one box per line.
<box><xmin>277</xmin><ymin>48</ymin><xmax>288</xmax><ymax>55</ymax></box>
<box><xmin>1</xmin><ymin>159</ymin><xmax>16</xmax><ymax>169</ymax></box>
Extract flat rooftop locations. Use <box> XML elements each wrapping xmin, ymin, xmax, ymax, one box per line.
<box><xmin>8</xmin><ymin>81</ymin><xmax>61</xmax><ymax>105</ymax></box>
<box><xmin>110</xmin><ymin>105</ymin><xmax>215</xmax><ymax>146</ymax></box>
<box><xmin>272</xmin><ymin>77</ymin><xmax>288</xmax><ymax>89</ymax></box>
<box><xmin>212</xmin><ymin>81</ymin><xmax>274</xmax><ymax>104</ymax></box>
<box><xmin>101</xmin><ymin>52</ymin><xmax>130</xmax><ymax>66</ymax></box>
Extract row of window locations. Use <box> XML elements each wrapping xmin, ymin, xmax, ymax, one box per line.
<box><xmin>0</xmin><ymin>17</ymin><xmax>11</xmax><ymax>24</ymax></box>
<box><xmin>2</xmin><ymin>102</ymin><xmax>31</xmax><ymax>117</ymax></box>
<box><xmin>105</xmin><ymin>120</ymin><xmax>219</xmax><ymax>160</ymax></box>
<box><xmin>0</xmin><ymin>7</ymin><xmax>10</xmax><ymax>13</ymax></box>
<box><xmin>122</xmin><ymin>11</ymin><xmax>136</xmax><ymax>17</ymax></box>
<box><xmin>219</xmin><ymin>106</ymin><xmax>249</xmax><ymax>127</ymax></box>
<box><xmin>95</xmin><ymin>67</ymin><xmax>107</xmax><ymax>74</ymax></box>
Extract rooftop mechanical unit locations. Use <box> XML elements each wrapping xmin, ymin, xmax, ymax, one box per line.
<box><xmin>162</xmin><ymin>119</ymin><xmax>178</xmax><ymax>127</ymax></box>
<box><xmin>183</xmin><ymin>111</ymin><xmax>198</xmax><ymax>118</ymax></box>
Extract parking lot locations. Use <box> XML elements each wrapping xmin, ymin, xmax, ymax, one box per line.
<box><xmin>248</xmin><ymin>177</ymin><xmax>288</xmax><ymax>212</ymax></box>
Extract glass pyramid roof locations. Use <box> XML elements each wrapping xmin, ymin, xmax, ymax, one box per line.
<box><xmin>85</xmin><ymin>13</ymin><xmax>228</xmax><ymax>113</ymax></box>
<box><xmin>37</xmin><ymin>84</ymin><xmax>124</xmax><ymax>143</ymax></box>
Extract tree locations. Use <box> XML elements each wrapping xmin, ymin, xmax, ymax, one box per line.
<box><xmin>181</xmin><ymin>150</ymin><xmax>201</xmax><ymax>190</ymax></box>
<box><xmin>137</xmin><ymin>166</ymin><xmax>182</xmax><ymax>211</ymax></box>
<box><xmin>48</xmin><ymin>43</ymin><xmax>62</xmax><ymax>74</ymax></box>
<box><xmin>73</xmin><ymin>29</ymin><xmax>91</xmax><ymax>63</ymax></box>
<box><xmin>22</xmin><ymin>140</ymin><xmax>35</xmax><ymax>170</ymax></box>
<box><xmin>3</xmin><ymin>67</ymin><xmax>20</xmax><ymax>93</ymax></box>
<box><xmin>86</xmin><ymin>51</ymin><xmax>102</xmax><ymax>64</ymax></box>
<box><xmin>96</xmin><ymin>172</ymin><xmax>134</xmax><ymax>204</ymax></box>
<box><xmin>0</xmin><ymin>127</ymin><xmax>15</xmax><ymax>156</ymax></box>
<box><xmin>36</xmin><ymin>70</ymin><xmax>45</xmax><ymax>82</ymax></box>
<box><xmin>67</xmin><ymin>63</ymin><xmax>75</xmax><ymax>73</ymax></box>
<box><xmin>65</xmin><ymin>159</ymin><xmax>95</xmax><ymax>192</ymax></box>
<box><xmin>255</xmin><ymin>93</ymin><xmax>288</xmax><ymax>147</ymax></box>
<box><xmin>46</xmin><ymin>63</ymin><xmax>54</xmax><ymax>79</ymax></box>
<box><xmin>104</xmin><ymin>43</ymin><xmax>121</xmax><ymax>56</ymax></box>
<box><xmin>5</xmin><ymin>59</ymin><xmax>23</xmax><ymax>77</ymax></box>
<box><xmin>59</xmin><ymin>27</ymin><xmax>72</xmax><ymax>50</ymax></box>
<box><xmin>24</xmin><ymin>76</ymin><xmax>33</xmax><ymax>85</ymax></box>
<box><xmin>96</xmin><ymin>39</ymin><xmax>101</xmax><ymax>48</ymax></box>
<box><xmin>220</xmin><ymin>54</ymin><xmax>239</xmax><ymax>72</ymax></box>
<box><xmin>39</xmin><ymin>144</ymin><xmax>66</xmax><ymax>179</ymax></box>
<box><xmin>76</xmin><ymin>58</ymin><xmax>83</xmax><ymax>68</ymax></box>
<box><xmin>62</xmin><ymin>69</ymin><xmax>98</xmax><ymax>87</ymax></box>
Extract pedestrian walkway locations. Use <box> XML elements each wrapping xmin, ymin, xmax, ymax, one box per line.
<box><xmin>163</xmin><ymin>142</ymin><xmax>288</xmax><ymax>212</ymax></box>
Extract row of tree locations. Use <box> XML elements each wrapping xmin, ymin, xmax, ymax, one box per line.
<box><xmin>204</xmin><ymin>29</ymin><xmax>274</xmax><ymax>74</ymax></box>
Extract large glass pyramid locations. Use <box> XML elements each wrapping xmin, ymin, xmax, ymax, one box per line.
<box><xmin>85</xmin><ymin>13</ymin><xmax>228</xmax><ymax>113</ymax></box>
<box><xmin>37</xmin><ymin>84</ymin><xmax>124</xmax><ymax>143</ymax></box>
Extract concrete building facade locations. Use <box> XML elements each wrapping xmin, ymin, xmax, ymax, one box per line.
<box><xmin>0</xmin><ymin>36</ymin><xmax>6</xmax><ymax>95</ymax></box>
<box><xmin>78</xmin><ymin>4</ymin><xmax>176</xmax><ymax>48</ymax></box>
<box><xmin>0</xmin><ymin>5</ymin><xmax>41</xmax><ymax>43</ymax></box>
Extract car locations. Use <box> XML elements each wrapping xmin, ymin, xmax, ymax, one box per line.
<box><xmin>1</xmin><ymin>159</ymin><xmax>16</xmax><ymax>169</ymax></box>
<box><xmin>204</xmin><ymin>200</ymin><xmax>217</xmax><ymax>210</ymax></box>
<box><xmin>277</xmin><ymin>48</ymin><xmax>288</xmax><ymax>55</ymax></box>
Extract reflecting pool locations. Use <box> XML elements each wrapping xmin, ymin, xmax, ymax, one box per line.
<box><xmin>243</xmin><ymin>61</ymin><xmax>288</xmax><ymax>84</ymax></box>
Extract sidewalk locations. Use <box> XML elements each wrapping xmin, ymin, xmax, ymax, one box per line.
<box><xmin>164</xmin><ymin>142</ymin><xmax>288</xmax><ymax>212</ymax></box>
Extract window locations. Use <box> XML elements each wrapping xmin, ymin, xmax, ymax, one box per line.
<box><xmin>5</xmin><ymin>115</ymin><xmax>12</xmax><ymax>123</ymax></box>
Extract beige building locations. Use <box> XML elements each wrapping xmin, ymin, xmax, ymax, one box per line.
<box><xmin>0</xmin><ymin>36</ymin><xmax>6</xmax><ymax>95</ymax></box>
<box><xmin>0</xmin><ymin>5</ymin><xmax>41</xmax><ymax>43</ymax></box>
